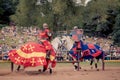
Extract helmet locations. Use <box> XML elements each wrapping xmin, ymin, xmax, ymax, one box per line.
<box><xmin>73</xmin><ymin>26</ymin><xmax>78</xmax><ymax>29</ymax></box>
<box><xmin>43</xmin><ymin>23</ymin><xmax>48</xmax><ymax>29</ymax></box>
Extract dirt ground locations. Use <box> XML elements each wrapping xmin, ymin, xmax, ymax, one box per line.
<box><xmin>0</xmin><ymin>64</ymin><xmax>120</xmax><ymax>80</ymax></box>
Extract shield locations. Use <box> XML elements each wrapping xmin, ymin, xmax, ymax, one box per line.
<box><xmin>71</xmin><ymin>29</ymin><xmax>83</xmax><ymax>41</ymax></box>
<box><xmin>8</xmin><ymin>42</ymin><xmax>47</xmax><ymax>67</ymax></box>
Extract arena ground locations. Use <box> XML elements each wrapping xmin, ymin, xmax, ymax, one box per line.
<box><xmin>0</xmin><ymin>62</ymin><xmax>120</xmax><ymax>80</ymax></box>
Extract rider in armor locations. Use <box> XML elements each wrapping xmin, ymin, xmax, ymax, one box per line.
<box><xmin>38</xmin><ymin>23</ymin><xmax>52</xmax><ymax>59</ymax></box>
<box><xmin>70</xmin><ymin>26</ymin><xmax>83</xmax><ymax>70</ymax></box>
<box><xmin>38</xmin><ymin>23</ymin><xmax>53</xmax><ymax>72</ymax></box>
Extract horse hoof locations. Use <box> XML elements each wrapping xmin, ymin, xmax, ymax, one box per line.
<box><xmin>42</xmin><ymin>68</ymin><xmax>47</xmax><ymax>72</ymax></box>
<box><xmin>49</xmin><ymin>68</ymin><xmax>52</xmax><ymax>74</ymax></box>
<box><xmin>96</xmin><ymin>69</ymin><xmax>99</xmax><ymax>71</ymax></box>
<box><xmin>79</xmin><ymin>67</ymin><xmax>82</xmax><ymax>69</ymax></box>
<box><xmin>38</xmin><ymin>69</ymin><xmax>41</xmax><ymax>72</ymax></box>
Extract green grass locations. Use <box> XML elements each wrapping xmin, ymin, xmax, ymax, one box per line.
<box><xmin>105</xmin><ymin>62</ymin><xmax>120</xmax><ymax>67</ymax></box>
<box><xmin>0</xmin><ymin>62</ymin><xmax>120</xmax><ymax>69</ymax></box>
<box><xmin>0</xmin><ymin>62</ymin><xmax>11</xmax><ymax>68</ymax></box>
<box><xmin>57</xmin><ymin>62</ymin><xmax>120</xmax><ymax>67</ymax></box>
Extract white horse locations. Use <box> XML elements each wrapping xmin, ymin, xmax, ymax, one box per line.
<box><xmin>51</xmin><ymin>36</ymin><xmax>63</xmax><ymax>52</ymax></box>
<box><xmin>61</xmin><ymin>36</ymin><xmax>105</xmax><ymax>71</ymax></box>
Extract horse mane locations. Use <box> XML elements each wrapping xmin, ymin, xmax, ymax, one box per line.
<box><xmin>51</xmin><ymin>37</ymin><xmax>61</xmax><ymax>51</ymax></box>
<box><xmin>61</xmin><ymin>36</ymin><xmax>74</xmax><ymax>50</ymax></box>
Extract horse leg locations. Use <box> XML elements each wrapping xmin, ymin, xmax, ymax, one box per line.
<box><xmin>101</xmin><ymin>58</ymin><xmax>105</xmax><ymax>71</ymax></box>
<box><xmin>48</xmin><ymin>62</ymin><xmax>52</xmax><ymax>74</ymax></box>
<box><xmin>16</xmin><ymin>65</ymin><xmax>21</xmax><ymax>71</ymax></box>
<box><xmin>42</xmin><ymin>59</ymin><xmax>52</xmax><ymax>74</ymax></box>
<box><xmin>102</xmin><ymin>53</ymin><xmax>105</xmax><ymax>70</ymax></box>
<box><xmin>94</xmin><ymin>58</ymin><xmax>99</xmax><ymax>71</ymax></box>
<box><xmin>11</xmin><ymin>62</ymin><xmax>14</xmax><ymax>72</ymax></box>
<box><xmin>72</xmin><ymin>57</ymin><xmax>79</xmax><ymax>71</ymax></box>
<box><xmin>90</xmin><ymin>59</ymin><xmax>94</xmax><ymax>69</ymax></box>
<box><xmin>43</xmin><ymin>60</ymin><xmax>52</xmax><ymax>74</ymax></box>
<box><xmin>42</xmin><ymin>64</ymin><xmax>47</xmax><ymax>72</ymax></box>
<box><xmin>40</xmin><ymin>50</ymin><xmax>51</xmax><ymax>73</ymax></box>
<box><xmin>73</xmin><ymin>62</ymin><xmax>78</xmax><ymax>71</ymax></box>
<box><xmin>38</xmin><ymin>63</ymin><xmax>47</xmax><ymax>72</ymax></box>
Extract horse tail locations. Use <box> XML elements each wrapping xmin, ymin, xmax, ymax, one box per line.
<box><xmin>95</xmin><ymin>50</ymin><xmax>105</xmax><ymax>60</ymax></box>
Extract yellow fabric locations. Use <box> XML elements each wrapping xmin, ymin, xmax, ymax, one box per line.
<box><xmin>16</xmin><ymin>49</ymin><xmax>46</xmax><ymax>58</ymax></box>
<box><xmin>50</xmin><ymin>55</ymin><xmax>55</xmax><ymax>61</ymax></box>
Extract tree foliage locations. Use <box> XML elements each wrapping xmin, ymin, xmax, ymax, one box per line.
<box><xmin>82</xmin><ymin>0</ymin><xmax>120</xmax><ymax>36</ymax></box>
<box><xmin>0</xmin><ymin>0</ymin><xmax>18</xmax><ymax>25</ymax></box>
<box><xmin>10</xmin><ymin>0</ymin><xmax>38</xmax><ymax>27</ymax></box>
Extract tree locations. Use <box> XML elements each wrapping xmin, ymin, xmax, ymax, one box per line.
<box><xmin>11</xmin><ymin>0</ymin><xmax>38</xmax><ymax>27</ymax></box>
<box><xmin>0</xmin><ymin>0</ymin><xmax>18</xmax><ymax>25</ymax></box>
<box><xmin>111</xmin><ymin>13</ymin><xmax>120</xmax><ymax>46</ymax></box>
<box><xmin>10</xmin><ymin>0</ymin><xmax>83</xmax><ymax>31</ymax></box>
<box><xmin>113</xmin><ymin>30</ymin><xmax>120</xmax><ymax>46</ymax></box>
<box><xmin>82</xmin><ymin>0</ymin><xmax>120</xmax><ymax>37</ymax></box>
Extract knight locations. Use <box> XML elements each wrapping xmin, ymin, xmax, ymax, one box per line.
<box><xmin>70</xmin><ymin>26</ymin><xmax>83</xmax><ymax>70</ymax></box>
<box><xmin>38</xmin><ymin>23</ymin><xmax>53</xmax><ymax>73</ymax></box>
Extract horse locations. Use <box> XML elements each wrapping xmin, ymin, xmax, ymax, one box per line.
<box><xmin>9</xmin><ymin>37</ymin><xmax>63</xmax><ymax>74</ymax></box>
<box><xmin>61</xmin><ymin>36</ymin><xmax>105</xmax><ymax>71</ymax></box>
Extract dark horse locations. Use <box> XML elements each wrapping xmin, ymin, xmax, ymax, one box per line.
<box><xmin>61</xmin><ymin>36</ymin><xmax>105</xmax><ymax>71</ymax></box>
<box><xmin>9</xmin><ymin>37</ymin><xmax>62</xmax><ymax>74</ymax></box>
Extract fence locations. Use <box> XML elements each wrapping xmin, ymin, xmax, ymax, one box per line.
<box><xmin>0</xmin><ymin>51</ymin><xmax>9</xmax><ymax>61</ymax></box>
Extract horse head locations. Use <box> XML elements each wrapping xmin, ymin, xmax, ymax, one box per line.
<box><xmin>60</xmin><ymin>36</ymin><xmax>74</xmax><ymax>51</ymax></box>
<box><xmin>51</xmin><ymin>36</ymin><xmax>63</xmax><ymax>52</ymax></box>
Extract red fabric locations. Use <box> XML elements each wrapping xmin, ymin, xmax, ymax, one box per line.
<box><xmin>8</xmin><ymin>42</ymin><xmax>47</xmax><ymax>67</ymax></box>
<box><xmin>92</xmin><ymin>50</ymin><xmax>102</xmax><ymax>57</ymax></box>
<box><xmin>39</xmin><ymin>31</ymin><xmax>47</xmax><ymax>39</ymax></box>
<box><xmin>43</xmin><ymin>59</ymin><xmax>56</xmax><ymax>69</ymax></box>
<box><xmin>39</xmin><ymin>29</ymin><xmax>51</xmax><ymax>39</ymax></box>
<box><xmin>82</xmin><ymin>49</ymin><xmax>90</xmax><ymax>56</ymax></box>
<box><xmin>42</xmin><ymin>40</ymin><xmax>56</xmax><ymax>59</ymax></box>
<box><xmin>44</xmin><ymin>29</ymin><xmax>50</xmax><ymax>34</ymax></box>
<box><xmin>87</xmin><ymin>44</ymin><xmax>96</xmax><ymax>49</ymax></box>
<box><xmin>41</xmin><ymin>40</ymin><xmax>52</xmax><ymax>50</ymax></box>
<box><xmin>77</xmin><ymin>42</ymin><xmax>81</xmax><ymax>49</ymax></box>
<box><xmin>20</xmin><ymin>42</ymin><xmax>45</xmax><ymax>53</ymax></box>
<box><xmin>72</xmin><ymin>35</ymin><xmax>79</xmax><ymax>41</ymax></box>
<box><xmin>41</xmin><ymin>40</ymin><xmax>56</xmax><ymax>68</ymax></box>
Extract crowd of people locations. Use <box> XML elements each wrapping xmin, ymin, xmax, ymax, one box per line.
<box><xmin>0</xmin><ymin>24</ymin><xmax>120</xmax><ymax>61</ymax></box>
<box><xmin>0</xmin><ymin>25</ymin><xmax>39</xmax><ymax>60</ymax></box>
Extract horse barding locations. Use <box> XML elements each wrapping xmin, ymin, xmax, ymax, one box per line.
<box><xmin>61</xmin><ymin>36</ymin><xmax>105</xmax><ymax>71</ymax></box>
<box><xmin>8</xmin><ymin>37</ymin><xmax>62</xmax><ymax>74</ymax></box>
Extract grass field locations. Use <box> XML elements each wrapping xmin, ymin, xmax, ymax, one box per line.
<box><xmin>0</xmin><ymin>61</ymin><xmax>120</xmax><ymax>69</ymax></box>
